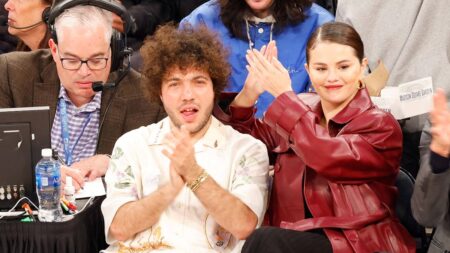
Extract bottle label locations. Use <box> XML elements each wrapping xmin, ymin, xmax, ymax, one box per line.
<box><xmin>41</xmin><ymin>177</ymin><xmax>49</xmax><ymax>187</ymax></box>
<box><xmin>36</xmin><ymin>176</ymin><xmax>60</xmax><ymax>188</ymax></box>
<box><xmin>52</xmin><ymin>175</ymin><xmax>61</xmax><ymax>187</ymax></box>
<box><xmin>65</xmin><ymin>193</ymin><xmax>75</xmax><ymax>203</ymax></box>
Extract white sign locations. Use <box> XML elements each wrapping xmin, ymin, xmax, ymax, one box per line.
<box><xmin>371</xmin><ymin>77</ymin><xmax>433</xmax><ymax>119</ymax></box>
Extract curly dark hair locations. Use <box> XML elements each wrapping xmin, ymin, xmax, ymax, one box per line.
<box><xmin>219</xmin><ymin>0</ymin><xmax>313</xmax><ymax>39</ymax></box>
<box><xmin>140</xmin><ymin>23</ymin><xmax>231</xmax><ymax>104</ymax></box>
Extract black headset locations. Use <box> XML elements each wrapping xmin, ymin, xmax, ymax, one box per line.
<box><xmin>6</xmin><ymin>7</ymin><xmax>50</xmax><ymax>30</ymax></box>
<box><xmin>46</xmin><ymin>0</ymin><xmax>132</xmax><ymax>72</ymax></box>
<box><xmin>42</xmin><ymin>7</ymin><xmax>51</xmax><ymax>24</ymax></box>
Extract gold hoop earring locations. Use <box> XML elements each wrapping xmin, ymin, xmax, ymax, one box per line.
<box><xmin>358</xmin><ymin>80</ymin><xmax>365</xmax><ymax>89</ymax></box>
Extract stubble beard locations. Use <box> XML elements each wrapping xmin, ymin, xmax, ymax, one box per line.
<box><xmin>167</xmin><ymin>104</ymin><xmax>213</xmax><ymax>136</ymax></box>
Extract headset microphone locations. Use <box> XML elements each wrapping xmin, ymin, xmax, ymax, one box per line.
<box><xmin>91</xmin><ymin>62</ymin><xmax>131</xmax><ymax>92</ymax></box>
<box><xmin>92</xmin><ymin>81</ymin><xmax>115</xmax><ymax>92</ymax></box>
<box><xmin>7</xmin><ymin>6</ymin><xmax>50</xmax><ymax>30</ymax></box>
<box><xmin>7</xmin><ymin>20</ymin><xmax>44</xmax><ymax>30</ymax></box>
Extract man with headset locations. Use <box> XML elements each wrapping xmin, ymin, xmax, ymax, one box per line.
<box><xmin>0</xmin><ymin>0</ymin><xmax>164</xmax><ymax>188</ymax></box>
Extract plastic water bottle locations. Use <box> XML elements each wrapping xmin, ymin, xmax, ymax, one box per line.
<box><xmin>35</xmin><ymin>148</ymin><xmax>62</xmax><ymax>222</ymax></box>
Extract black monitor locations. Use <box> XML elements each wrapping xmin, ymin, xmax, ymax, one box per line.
<box><xmin>0</xmin><ymin>106</ymin><xmax>51</xmax><ymax>210</ymax></box>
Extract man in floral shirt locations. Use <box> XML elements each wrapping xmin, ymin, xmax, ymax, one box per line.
<box><xmin>101</xmin><ymin>24</ymin><xmax>269</xmax><ymax>253</ymax></box>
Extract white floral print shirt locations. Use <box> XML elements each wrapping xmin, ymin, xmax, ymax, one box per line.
<box><xmin>101</xmin><ymin>117</ymin><xmax>269</xmax><ymax>253</ymax></box>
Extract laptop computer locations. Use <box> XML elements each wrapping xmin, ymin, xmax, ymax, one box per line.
<box><xmin>0</xmin><ymin>106</ymin><xmax>51</xmax><ymax>210</ymax></box>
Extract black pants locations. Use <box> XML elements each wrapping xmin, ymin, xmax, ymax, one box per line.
<box><xmin>242</xmin><ymin>227</ymin><xmax>332</xmax><ymax>253</ymax></box>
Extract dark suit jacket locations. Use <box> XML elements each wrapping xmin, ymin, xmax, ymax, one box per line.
<box><xmin>0</xmin><ymin>49</ymin><xmax>165</xmax><ymax>154</ymax></box>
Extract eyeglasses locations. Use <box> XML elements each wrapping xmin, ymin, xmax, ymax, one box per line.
<box><xmin>57</xmin><ymin>48</ymin><xmax>109</xmax><ymax>70</ymax></box>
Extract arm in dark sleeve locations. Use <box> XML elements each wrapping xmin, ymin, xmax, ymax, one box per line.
<box><xmin>127</xmin><ymin>0</ymin><xmax>173</xmax><ymax>40</ymax></box>
<box><xmin>263</xmin><ymin>91</ymin><xmax>402</xmax><ymax>182</ymax></box>
<box><xmin>411</xmin><ymin>119</ymin><xmax>450</xmax><ymax>227</ymax></box>
<box><xmin>429</xmin><ymin>151</ymin><xmax>450</xmax><ymax>174</ymax></box>
<box><xmin>213</xmin><ymin>92</ymin><xmax>281</xmax><ymax>157</ymax></box>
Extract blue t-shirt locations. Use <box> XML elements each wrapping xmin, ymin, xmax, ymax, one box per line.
<box><xmin>181</xmin><ymin>0</ymin><xmax>334</xmax><ymax>117</ymax></box>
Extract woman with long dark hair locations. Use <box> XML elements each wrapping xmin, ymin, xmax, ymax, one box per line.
<box><xmin>216</xmin><ymin>22</ymin><xmax>415</xmax><ymax>253</ymax></box>
<box><xmin>182</xmin><ymin>0</ymin><xmax>333</xmax><ymax>118</ymax></box>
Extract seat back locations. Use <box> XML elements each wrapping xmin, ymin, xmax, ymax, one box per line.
<box><xmin>395</xmin><ymin>168</ymin><xmax>429</xmax><ymax>253</ymax></box>
<box><xmin>314</xmin><ymin>0</ymin><xmax>337</xmax><ymax>15</ymax></box>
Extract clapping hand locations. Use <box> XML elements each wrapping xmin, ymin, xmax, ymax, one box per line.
<box><xmin>246</xmin><ymin>41</ymin><xmax>292</xmax><ymax>98</ymax></box>
<box><xmin>244</xmin><ymin>41</ymin><xmax>278</xmax><ymax>97</ymax></box>
<box><xmin>233</xmin><ymin>41</ymin><xmax>282</xmax><ymax>107</ymax></box>
<box><xmin>161</xmin><ymin>125</ymin><xmax>202</xmax><ymax>190</ymax></box>
<box><xmin>430</xmin><ymin>89</ymin><xmax>450</xmax><ymax>157</ymax></box>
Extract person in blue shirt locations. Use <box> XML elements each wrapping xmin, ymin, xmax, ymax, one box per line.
<box><xmin>181</xmin><ymin>0</ymin><xmax>333</xmax><ymax>117</ymax></box>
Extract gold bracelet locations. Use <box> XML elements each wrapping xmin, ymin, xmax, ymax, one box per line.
<box><xmin>187</xmin><ymin>170</ymin><xmax>209</xmax><ymax>193</ymax></box>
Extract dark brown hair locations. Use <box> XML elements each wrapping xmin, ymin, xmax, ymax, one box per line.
<box><xmin>140</xmin><ymin>23</ymin><xmax>230</xmax><ymax>104</ymax></box>
<box><xmin>306</xmin><ymin>22</ymin><xmax>365</xmax><ymax>63</ymax></box>
<box><xmin>219</xmin><ymin>0</ymin><xmax>313</xmax><ymax>39</ymax></box>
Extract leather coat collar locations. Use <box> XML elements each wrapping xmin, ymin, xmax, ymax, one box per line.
<box><xmin>274</xmin><ymin>88</ymin><xmax>373</xmax><ymax>153</ymax></box>
<box><xmin>307</xmin><ymin>88</ymin><xmax>374</xmax><ymax>125</ymax></box>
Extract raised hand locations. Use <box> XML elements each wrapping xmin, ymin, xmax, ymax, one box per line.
<box><xmin>246</xmin><ymin>42</ymin><xmax>292</xmax><ymax>98</ymax></box>
<box><xmin>231</xmin><ymin>69</ymin><xmax>262</xmax><ymax>108</ymax></box>
<box><xmin>233</xmin><ymin>41</ymin><xmax>280</xmax><ymax>107</ymax></box>
<box><xmin>168</xmin><ymin>164</ymin><xmax>184</xmax><ymax>193</ymax></box>
<box><xmin>430</xmin><ymin>89</ymin><xmax>450</xmax><ymax>157</ymax></box>
<box><xmin>161</xmin><ymin>125</ymin><xmax>203</xmax><ymax>185</ymax></box>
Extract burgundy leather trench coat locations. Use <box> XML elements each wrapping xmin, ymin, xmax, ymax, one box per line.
<box><xmin>214</xmin><ymin>88</ymin><xmax>415</xmax><ymax>253</ymax></box>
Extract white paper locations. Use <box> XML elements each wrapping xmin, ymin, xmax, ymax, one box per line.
<box><xmin>75</xmin><ymin>178</ymin><xmax>106</xmax><ymax>199</ymax></box>
<box><xmin>372</xmin><ymin>77</ymin><xmax>433</xmax><ymax>119</ymax></box>
<box><xmin>370</xmin><ymin>96</ymin><xmax>395</xmax><ymax>114</ymax></box>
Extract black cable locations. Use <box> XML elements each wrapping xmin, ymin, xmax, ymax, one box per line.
<box><xmin>95</xmin><ymin>61</ymin><xmax>131</xmax><ymax>153</ymax></box>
